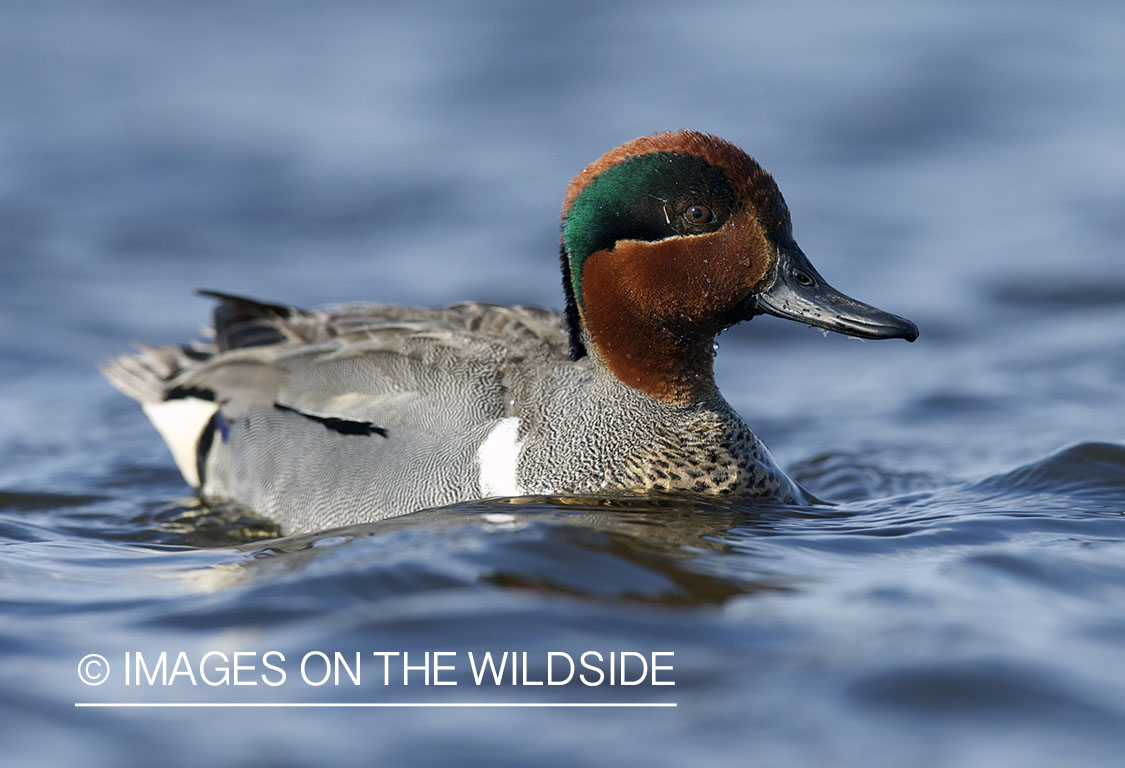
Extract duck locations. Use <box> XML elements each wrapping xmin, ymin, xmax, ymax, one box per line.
<box><xmin>104</xmin><ymin>131</ymin><xmax>918</xmax><ymax>534</ymax></box>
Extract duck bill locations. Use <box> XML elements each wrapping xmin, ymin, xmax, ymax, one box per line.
<box><xmin>753</xmin><ymin>247</ymin><xmax>919</xmax><ymax>341</ymax></box>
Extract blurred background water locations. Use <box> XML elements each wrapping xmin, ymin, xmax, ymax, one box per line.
<box><xmin>1</xmin><ymin>0</ymin><xmax>1124</xmax><ymax>766</ymax></box>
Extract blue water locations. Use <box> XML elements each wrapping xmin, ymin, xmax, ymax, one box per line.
<box><xmin>2</xmin><ymin>1</ymin><xmax>1124</xmax><ymax>766</ymax></box>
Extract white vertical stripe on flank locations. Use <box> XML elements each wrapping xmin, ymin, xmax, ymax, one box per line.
<box><xmin>477</xmin><ymin>417</ymin><xmax>523</xmax><ymax>497</ymax></box>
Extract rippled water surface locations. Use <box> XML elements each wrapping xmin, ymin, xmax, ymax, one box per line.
<box><xmin>2</xmin><ymin>1</ymin><xmax>1124</xmax><ymax>766</ymax></box>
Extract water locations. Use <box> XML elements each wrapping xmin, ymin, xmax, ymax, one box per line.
<box><xmin>2</xmin><ymin>1</ymin><xmax>1124</xmax><ymax>766</ymax></box>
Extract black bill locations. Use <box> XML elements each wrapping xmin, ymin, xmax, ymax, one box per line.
<box><xmin>754</xmin><ymin>247</ymin><xmax>919</xmax><ymax>341</ymax></box>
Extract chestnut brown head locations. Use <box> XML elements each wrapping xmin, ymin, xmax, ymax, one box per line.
<box><xmin>559</xmin><ymin>131</ymin><xmax>917</xmax><ymax>402</ymax></box>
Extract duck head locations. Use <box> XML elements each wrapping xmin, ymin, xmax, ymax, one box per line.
<box><xmin>560</xmin><ymin>130</ymin><xmax>918</xmax><ymax>403</ymax></box>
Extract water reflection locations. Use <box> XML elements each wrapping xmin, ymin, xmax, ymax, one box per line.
<box><xmin>227</xmin><ymin>494</ymin><xmax>816</xmax><ymax>607</ymax></box>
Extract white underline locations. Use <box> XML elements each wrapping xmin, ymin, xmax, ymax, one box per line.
<box><xmin>75</xmin><ymin>701</ymin><xmax>677</xmax><ymax>708</ymax></box>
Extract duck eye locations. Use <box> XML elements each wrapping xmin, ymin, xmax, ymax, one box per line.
<box><xmin>684</xmin><ymin>204</ymin><xmax>714</xmax><ymax>224</ymax></box>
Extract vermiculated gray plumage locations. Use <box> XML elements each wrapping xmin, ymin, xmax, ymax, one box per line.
<box><xmin>104</xmin><ymin>294</ymin><xmax>802</xmax><ymax>533</ymax></box>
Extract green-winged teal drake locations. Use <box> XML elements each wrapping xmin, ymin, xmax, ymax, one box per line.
<box><xmin>105</xmin><ymin>131</ymin><xmax>918</xmax><ymax>533</ymax></box>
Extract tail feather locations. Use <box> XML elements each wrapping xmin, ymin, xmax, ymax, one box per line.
<box><xmin>102</xmin><ymin>340</ymin><xmax>222</xmax><ymax>489</ymax></box>
<box><xmin>101</xmin><ymin>343</ymin><xmax>205</xmax><ymax>403</ymax></box>
<box><xmin>102</xmin><ymin>291</ymin><xmax>315</xmax><ymax>404</ymax></box>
